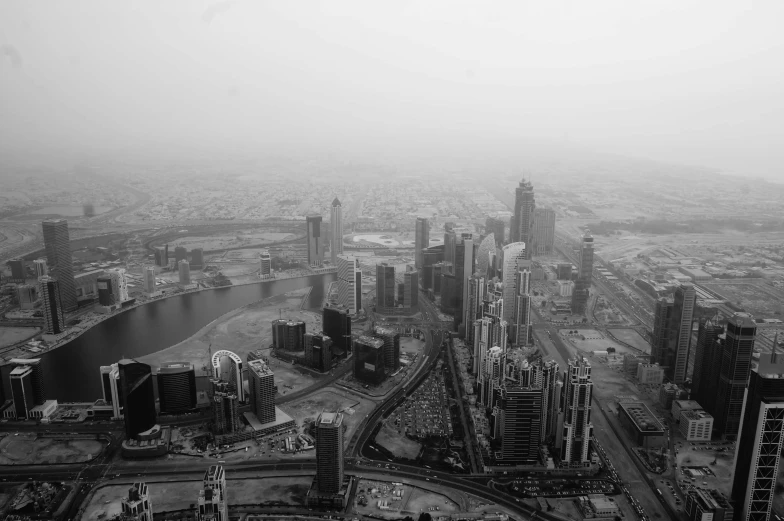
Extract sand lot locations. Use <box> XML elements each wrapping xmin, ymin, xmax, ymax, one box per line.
<box><xmin>280</xmin><ymin>387</ymin><xmax>376</xmax><ymax>442</ymax></box>
<box><xmin>170</xmin><ymin>232</ymin><xmax>296</xmax><ymax>252</ymax></box>
<box><xmin>608</xmin><ymin>328</ymin><xmax>651</xmax><ymax>353</ymax></box>
<box><xmin>0</xmin><ymin>326</ymin><xmax>40</xmax><ymax>349</ymax></box>
<box><xmin>353</xmin><ymin>478</ymin><xmax>460</xmax><ymax>518</ymax></box>
<box><xmin>0</xmin><ymin>434</ymin><xmax>105</xmax><ymax>465</ymax></box>
<box><xmin>375</xmin><ymin>424</ymin><xmax>422</xmax><ymax>460</ymax></box>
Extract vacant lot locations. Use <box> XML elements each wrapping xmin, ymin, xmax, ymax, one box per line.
<box><xmin>230</xmin><ymin>476</ymin><xmax>311</xmax><ymax>505</ymax></box>
<box><xmin>607</xmin><ymin>328</ymin><xmax>651</xmax><ymax>353</ymax></box>
<box><xmin>280</xmin><ymin>387</ymin><xmax>376</xmax><ymax>442</ymax></box>
<box><xmin>702</xmin><ymin>281</ymin><xmax>784</xmax><ymax>318</ymax></box>
<box><xmin>375</xmin><ymin>424</ymin><xmax>422</xmax><ymax>460</ymax></box>
<box><xmin>0</xmin><ymin>326</ymin><xmax>40</xmax><ymax>349</ymax></box>
<box><xmin>0</xmin><ymin>434</ymin><xmax>105</xmax><ymax>465</ymax></box>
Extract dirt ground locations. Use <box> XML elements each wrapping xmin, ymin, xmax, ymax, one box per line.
<box><xmin>279</xmin><ymin>387</ymin><xmax>376</xmax><ymax>442</ymax></box>
<box><xmin>403</xmin><ymin>487</ymin><xmax>460</xmax><ymax>515</ymax></box>
<box><xmin>675</xmin><ymin>446</ymin><xmax>735</xmax><ymax>496</ymax></box>
<box><xmin>170</xmin><ymin>232</ymin><xmax>296</xmax><ymax>252</ymax></box>
<box><xmin>353</xmin><ymin>478</ymin><xmax>460</xmax><ymax>519</ymax></box>
<box><xmin>608</xmin><ymin>328</ymin><xmax>651</xmax><ymax>353</ymax></box>
<box><xmin>561</xmin><ymin>329</ymin><xmax>629</xmax><ymax>354</ymax></box>
<box><xmin>0</xmin><ymin>434</ymin><xmax>105</xmax><ymax>465</ymax></box>
<box><xmin>229</xmin><ymin>475</ymin><xmax>311</xmax><ymax>505</ymax></box>
<box><xmin>0</xmin><ymin>326</ymin><xmax>40</xmax><ymax>349</ymax></box>
<box><xmin>375</xmin><ymin>423</ymin><xmax>422</xmax><ymax>460</ymax></box>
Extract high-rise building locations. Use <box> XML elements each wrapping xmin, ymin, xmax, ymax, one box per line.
<box><xmin>455</xmin><ymin>234</ymin><xmax>474</xmax><ymax>327</ymax></box>
<box><xmin>10</xmin><ymin>365</ymin><xmax>36</xmax><ymax>419</ymax></box>
<box><xmin>259</xmin><ymin>251</ymin><xmax>272</xmax><ymax>279</ymax></box>
<box><xmin>560</xmin><ymin>357</ymin><xmax>593</xmax><ymax>467</ymax></box>
<box><xmin>403</xmin><ymin>270</ymin><xmax>419</xmax><ymax>309</ymax></box>
<box><xmin>691</xmin><ymin>318</ymin><xmax>722</xmax><ymax>409</ymax></box>
<box><xmin>651</xmin><ymin>297</ymin><xmax>674</xmax><ymax>369</ymax></box>
<box><xmin>271</xmin><ymin>319</ymin><xmax>306</xmax><ymax>351</ymax></box>
<box><xmin>154</xmin><ymin>247</ymin><xmax>168</xmax><ymax>268</ymax></box>
<box><xmin>731</xmin><ymin>348</ymin><xmax>784</xmax><ymax>521</ymax></box>
<box><xmin>107</xmin><ymin>268</ymin><xmax>129</xmax><ymax>302</ymax></box>
<box><xmin>485</xmin><ymin>217</ymin><xmax>505</xmax><ymax>246</ymax></box>
<box><xmin>502</xmin><ymin>242</ymin><xmax>526</xmax><ymax>325</ymax></box>
<box><xmin>100</xmin><ymin>363</ymin><xmax>123</xmax><ymax>419</ymax></box>
<box><xmin>501</xmin><ymin>386</ymin><xmax>543</xmax><ymax>464</ymax></box>
<box><xmin>330</xmin><ymin>198</ymin><xmax>343</xmax><ymax>266</ymax></box>
<box><xmin>142</xmin><ymin>266</ymin><xmax>157</xmax><ymax>295</ymax></box>
<box><xmin>414</xmin><ymin>217</ymin><xmax>430</xmax><ymax>270</ymax></box>
<box><xmin>464</xmin><ymin>275</ymin><xmax>487</xmax><ymax>345</ymax></box>
<box><xmin>323</xmin><ymin>306</ymin><xmax>351</xmax><ymax>356</ymax></box>
<box><xmin>178</xmin><ymin>260</ymin><xmax>191</xmax><ymax>286</ymax></box>
<box><xmin>472</xmin><ymin>317</ymin><xmax>508</xmax><ymax>377</ymax></box>
<box><xmin>8</xmin><ymin>259</ymin><xmax>25</xmax><ymax>283</ymax></box>
<box><xmin>306</xmin><ymin>215</ymin><xmax>324</xmax><ymax>267</ymax></box>
<box><xmin>97</xmin><ymin>275</ymin><xmax>115</xmax><ymax>306</ymax></box>
<box><xmin>247</xmin><ymin>359</ymin><xmax>276</xmax><ymax>424</ymax></box>
<box><xmin>198</xmin><ymin>466</ymin><xmax>228</xmax><ymax>521</ymax></box>
<box><xmin>211</xmin><ymin>380</ymin><xmax>240</xmax><ymax>435</ymax></box>
<box><xmin>38</xmin><ymin>276</ymin><xmax>65</xmax><ymax>334</ymax></box>
<box><xmin>476</xmin><ymin>234</ymin><xmax>496</xmax><ymax>279</ymax></box>
<box><xmin>15</xmin><ymin>284</ymin><xmax>37</xmax><ymax>310</ymax></box>
<box><xmin>510</xmin><ymin>180</ymin><xmax>535</xmax><ymax>259</ymax></box>
<box><xmin>336</xmin><ymin>255</ymin><xmax>361</xmax><ymax>313</ymax></box>
<box><xmin>513</xmin><ymin>266</ymin><xmax>532</xmax><ymax>346</ymax></box>
<box><xmin>444</xmin><ymin>223</ymin><xmax>457</xmax><ymax>267</ymax></box>
<box><xmin>570</xmin><ymin>232</ymin><xmax>594</xmax><ymax>315</ymax></box>
<box><xmin>191</xmin><ymin>248</ymin><xmax>204</xmax><ymax>269</ymax></box>
<box><xmin>532</xmin><ymin>208</ymin><xmax>556</xmax><ymax>256</ymax></box>
<box><xmin>174</xmin><ymin>246</ymin><xmax>188</xmax><ymax>263</ymax></box>
<box><xmin>541</xmin><ymin>360</ymin><xmax>561</xmax><ymax>442</ymax></box>
<box><xmin>556</xmin><ymin>263</ymin><xmax>572</xmax><ymax>281</ymax></box>
<box><xmin>33</xmin><ymin>258</ymin><xmax>48</xmax><ymax>279</ymax></box>
<box><xmin>118</xmin><ymin>359</ymin><xmax>157</xmax><ymax>439</ymax></box>
<box><xmin>375</xmin><ymin>263</ymin><xmax>395</xmax><ymax>312</ymax></box>
<box><xmin>373</xmin><ymin>326</ymin><xmax>400</xmax><ymax>372</ymax></box>
<box><xmin>671</xmin><ymin>283</ymin><xmax>696</xmax><ymax>383</ymax></box>
<box><xmin>353</xmin><ymin>336</ymin><xmax>385</xmax><ymax>385</ymax></box>
<box><xmin>41</xmin><ymin>219</ymin><xmax>77</xmax><ymax>312</ymax></box>
<box><xmin>122</xmin><ymin>483</ymin><xmax>153</xmax><ymax>521</ymax></box>
<box><xmin>714</xmin><ymin>312</ymin><xmax>757</xmax><ymax>439</ymax></box>
<box><xmin>479</xmin><ymin>346</ymin><xmax>506</xmax><ymax>409</ymax></box>
<box><xmin>305</xmin><ymin>332</ymin><xmax>333</xmax><ymax>373</ymax></box>
<box><xmin>314</xmin><ymin>411</ymin><xmax>345</xmax><ymax>495</ymax></box>
<box><xmin>157</xmin><ymin>362</ymin><xmax>197</xmax><ymax>414</ymax></box>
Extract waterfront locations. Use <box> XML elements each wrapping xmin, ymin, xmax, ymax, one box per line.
<box><xmin>41</xmin><ymin>272</ymin><xmax>336</xmax><ymax>401</ymax></box>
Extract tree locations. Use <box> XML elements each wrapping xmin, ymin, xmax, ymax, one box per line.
<box><xmin>418</xmin><ymin>514</ymin><xmax>432</xmax><ymax>521</ymax></box>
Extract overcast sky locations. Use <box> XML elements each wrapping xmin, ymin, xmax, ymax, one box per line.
<box><xmin>1</xmin><ymin>1</ymin><xmax>782</xmax><ymax>180</ymax></box>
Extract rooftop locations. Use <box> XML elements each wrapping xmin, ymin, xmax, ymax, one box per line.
<box><xmin>159</xmin><ymin>362</ymin><xmax>194</xmax><ymax>373</ymax></box>
<box><xmin>619</xmin><ymin>402</ymin><xmax>664</xmax><ymax>432</ymax></box>
<box><xmin>248</xmin><ymin>359</ymin><xmax>274</xmax><ymax>377</ymax></box>
<box><xmin>319</xmin><ymin>411</ymin><xmax>343</xmax><ymax>427</ymax></box>
<box><xmin>681</xmin><ymin>410</ymin><xmax>713</xmax><ymax>421</ymax></box>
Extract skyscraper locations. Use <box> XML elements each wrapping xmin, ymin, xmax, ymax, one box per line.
<box><xmin>97</xmin><ymin>275</ymin><xmax>115</xmax><ymax>307</ymax></box>
<box><xmin>41</xmin><ymin>219</ymin><xmax>77</xmax><ymax>311</ymax></box>
<box><xmin>305</xmin><ymin>332</ymin><xmax>332</xmax><ymax>373</ymax></box>
<box><xmin>532</xmin><ymin>207</ymin><xmax>556</xmax><ymax>256</ymax></box>
<box><xmin>107</xmin><ymin>268</ymin><xmax>129</xmax><ymax>302</ymax></box>
<box><xmin>118</xmin><ymin>359</ymin><xmax>157</xmax><ymax>439</ymax></box>
<box><xmin>10</xmin><ymin>365</ymin><xmax>36</xmax><ymax>419</ymax></box>
<box><xmin>731</xmin><ymin>347</ymin><xmax>784</xmax><ymax>521</ymax></box>
<box><xmin>375</xmin><ymin>263</ymin><xmax>395</xmax><ymax>312</ymax></box>
<box><xmin>178</xmin><ymin>260</ymin><xmax>191</xmax><ymax>286</ymax></box>
<box><xmin>336</xmin><ymin>254</ymin><xmax>361</xmax><ymax>313</ymax></box>
<box><xmin>443</xmin><ymin>222</ymin><xmax>457</xmax><ymax>267</ymax></box>
<box><xmin>692</xmin><ymin>319</ymin><xmax>723</xmax><ymax>411</ymax></box>
<box><xmin>476</xmin><ymin>234</ymin><xmax>496</xmax><ymax>279</ymax></box>
<box><xmin>510</xmin><ymin>180</ymin><xmax>535</xmax><ymax>259</ymax></box>
<box><xmin>33</xmin><ymin>258</ymin><xmax>48</xmax><ymax>279</ymax></box>
<box><xmin>501</xmin><ymin>242</ymin><xmax>526</xmax><ymax>323</ymax></box>
<box><xmin>501</xmin><ymin>386</ymin><xmax>543</xmax><ymax>465</ymax></box>
<box><xmin>100</xmin><ymin>363</ymin><xmax>122</xmax><ymax>419</ymax></box>
<box><xmin>513</xmin><ymin>266</ymin><xmax>532</xmax><ymax>346</ymax></box>
<box><xmin>570</xmin><ymin>232</ymin><xmax>594</xmax><ymax>315</ymax></box>
<box><xmin>211</xmin><ymin>380</ymin><xmax>240</xmax><ymax>435</ymax></box>
<box><xmin>8</xmin><ymin>259</ymin><xmax>25</xmax><ymax>283</ymax></box>
<box><xmin>714</xmin><ymin>312</ymin><xmax>757</xmax><ymax>439</ymax></box>
<box><xmin>373</xmin><ymin>326</ymin><xmax>400</xmax><ymax>372</ymax></box>
<box><xmin>464</xmin><ymin>275</ymin><xmax>487</xmax><ymax>345</ymax></box>
<box><xmin>415</xmin><ymin>217</ymin><xmax>430</xmax><ymax>270</ymax></box>
<box><xmin>157</xmin><ymin>362</ymin><xmax>197</xmax><ymax>414</ymax></box>
<box><xmin>38</xmin><ymin>276</ymin><xmax>65</xmax><ymax>334</ymax></box>
<box><xmin>174</xmin><ymin>246</ymin><xmax>188</xmax><ymax>263</ymax></box>
<box><xmin>456</xmin><ymin>234</ymin><xmax>474</xmax><ymax>327</ymax></box>
<box><xmin>306</xmin><ymin>215</ymin><xmax>324</xmax><ymax>267</ymax></box>
<box><xmin>315</xmin><ymin>412</ymin><xmax>345</xmax><ymax>494</ymax></box>
<box><xmin>651</xmin><ymin>297</ymin><xmax>675</xmax><ymax>368</ymax></box>
<box><xmin>330</xmin><ymin>198</ymin><xmax>343</xmax><ymax>265</ymax></box>
<box><xmin>403</xmin><ymin>270</ymin><xmax>419</xmax><ymax>309</ymax></box>
<box><xmin>671</xmin><ymin>283</ymin><xmax>696</xmax><ymax>383</ymax></box>
<box><xmin>198</xmin><ymin>466</ymin><xmax>228</xmax><ymax>521</ymax></box>
<box><xmin>560</xmin><ymin>357</ymin><xmax>594</xmax><ymax>467</ymax></box>
<box><xmin>473</xmin><ymin>316</ymin><xmax>507</xmax><ymax>377</ymax></box>
<box><xmin>485</xmin><ymin>217</ymin><xmax>505</xmax><ymax>246</ymax></box>
<box><xmin>191</xmin><ymin>248</ymin><xmax>204</xmax><ymax>269</ymax></box>
<box><xmin>541</xmin><ymin>360</ymin><xmax>561</xmax><ymax>442</ymax></box>
<box><xmin>247</xmin><ymin>359</ymin><xmax>276</xmax><ymax>424</ymax></box>
<box><xmin>143</xmin><ymin>266</ymin><xmax>157</xmax><ymax>295</ymax></box>
<box><xmin>122</xmin><ymin>483</ymin><xmax>153</xmax><ymax>521</ymax></box>
<box><xmin>353</xmin><ymin>336</ymin><xmax>385</xmax><ymax>385</ymax></box>
<box><xmin>259</xmin><ymin>251</ymin><xmax>272</xmax><ymax>279</ymax></box>
<box><xmin>323</xmin><ymin>306</ymin><xmax>351</xmax><ymax>355</ymax></box>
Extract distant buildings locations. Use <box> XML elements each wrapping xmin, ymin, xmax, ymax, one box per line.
<box><xmin>330</xmin><ymin>198</ymin><xmax>343</xmax><ymax>266</ymax></box>
<box><xmin>375</xmin><ymin>263</ymin><xmax>396</xmax><ymax>312</ymax></box>
<box><xmin>118</xmin><ymin>359</ymin><xmax>157</xmax><ymax>439</ymax></box>
<box><xmin>247</xmin><ymin>359</ymin><xmax>276</xmax><ymax>424</ymax></box>
<box><xmin>512</xmin><ymin>266</ymin><xmax>532</xmax><ymax>346</ymax></box>
<box><xmin>570</xmin><ymin>232</ymin><xmax>594</xmax><ymax>315</ymax></box>
<box><xmin>198</xmin><ymin>466</ymin><xmax>228</xmax><ymax>521</ymax></box>
<box><xmin>259</xmin><ymin>251</ymin><xmax>272</xmax><ymax>279</ymax></box>
<box><xmin>33</xmin><ymin>258</ymin><xmax>48</xmax><ymax>279</ymax></box>
<box><xmin>336</xmin><ymin>255</ymin><xmax>361</xmax><ymax>313</ymax></box>
<box><xmin>476</xmin><ymin>234</ymin><xmax>496</xmax><ymax>279</ymax></box>
<box><xmin>174</xmin><ymin>246</ymin><xmax>188</xmax><ymax>264</ymax></box>
<box><xmin>402</xmin><ymin>270</ymin><xmax>418</xmax><ymax>310</ymax></box>
<box><xmin>157</xmin><ymin>362</ymin><xmax>197</xmax><ymax>414</ymax></box>
<box><xmin>373</xmin><ymin>326</ymin><xmax>400</xmax><ymax>372</ymax></box>
<box><xmin>191</xmin><ymin>248</ymin><xmax>204</xmax><ymax>270</ymax></box>
<box><xmin>532</xmin><ymin>207</ymin><xmax>556</xmax><ymax>256</ymax></box>
<box><xmin>97</xmin><ymin>275</ymin><xmax>115</xmax><ymax>307</ymax></box>
<box><xmin>353</xmin><ymin>336</ymin><xmax>385</xmax><ymax>385</ymax></box>
<box><xmin>501</xmin><ymin>243</ymin><xmax>527</xmax><ymax>326</ymax></box>
<box><xmin>306</xmin><ymin>215</ymin><xmax>325</xmax><ymax>267</ymax></box>
<box><xmin>41</xmin><ymin>219</ymin><xmax>77</xmax><ymax>311</ymax></box>
<box><xmin>38</xmin><ymin>276</ymin><xmax>65</xmax><ymax>335</ymax></box>
<box><xmin>122</xmin><ymin>483</ymin><xmax>153</xmax><ymax>521</ymax></box>
<box><xmin>142</xmin><ymin>266</ymin><xmax>158</xmax><ymax>296</ymax></box>
<box><xmin>510</xmin><ymin>180</ymin><xmax>535</xmax><ymax>260</ymax></box>
<box><xmin>154</xmin><ymin>245</ymin><xmax>169</xmax><ymax>268</ymax></box>
<box><xmin>415</xmin><ymin>217</ymin><xmax>430</xmax><ymax>270</ymax></box>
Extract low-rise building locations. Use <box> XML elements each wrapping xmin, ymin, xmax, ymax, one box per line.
<box><xmin>684</xmin><ymin>488</ymin><xmax>733</xmax><ymax>521</ymax></box>
<box><xmin>636</xmin><ymin>363</ymin><xmax>665</xmax><ymax>385</ymax></box>
<box><xmin>659</xmin><ymin>382</ymin><xmax>687</xmax><ymax>409</ymax></box>
<box><xmin>618</xmin><ymin>402</ymin><xmax>666</xmax><ymax>449</ymax></box>
<box><xmin>576</xmin><ymin>494</ymin><xmax>620</xmax><ymax>518</ymax></box>
<box><xmin>679</xmin><ymin>410</ymin><xmax>713</xmax><ymax>442</ymax></box>
<box><xmin>671</xmin><ymin>400</ymin><xmax>702</xmax><ymax>422</ymax></box>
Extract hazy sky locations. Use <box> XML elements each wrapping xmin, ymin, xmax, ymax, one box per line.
<box><xmin>1</xmin><ymin>1</ymin><xmax>782</xmax><ymax>180</ymax></box>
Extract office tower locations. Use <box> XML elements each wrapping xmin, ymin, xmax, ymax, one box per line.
<box><xmin>691</xmin><ymin>318</ymin><xmax>722</xmax><ymax>408</ymax></box>
<box><xmin>403</xmin><ymin>270</ymin><xmax>418</xmax><ymax>309</ymax></box>
<box><xmin>443</xmin><ymin>223</ymin><xmax>457</xmax><ymax>267</ymax></box>
<box><xmin>315</xmin><ymin>412</ymin><xmax>345</xmax><ymax>493</ymax></box>
<box><xmin>100</xmin><ymin>364</ymin><xmax>123</xmax><ymax>418</ymax></box>
<box><xmin>330</xmin><ymin>198</ymin><xmax>344</xmax><ymax>266</ymax></box>
<box><xmin>501</xmin><ymin>243</ymin><xmax>526</xmax><ymax>325</ymax></box>
<box><xmin>541</xmin><ymin>360</ymin><xmax>561</xmax><ymax>442</ymax></box>
<box><xmin>510</xmin><ymin>180</ymin><xmax>535</xmax><ymax>259</ymax></box>
<box><xmin>38</xmin><ymin>276</ymin><xmax>65</xmax><ymax>334</ymax></box>
<box><xmin>414</xmin><ymin>217</ymin><xmax>430</xmax><ymax>270</ymax></box>
<box><xmin>714</xmin><ymin>312</ymin><xmax>757</xmax><ymax>439</ymax></box>
<box><xmin>97</xmin><ymin>275</ymin><xmax>115</xmax><ymax>306</ymax></box>
<box><xmin>323</xmin><ymin>306</ymin><xmax>351</xmax><ymax>355</ymax></box>
<box><xmin>336</xmin><ymin>254</ymin><xmax>361</xmax><ymax>313</ymax></box>
<box><xmin>479</xmin><ymin>346</ymin><xmax>506</xmax><ymax>408</ymax></box>
<box><xmin>456</xmin><ymin>234</ymin><xmax>474</xmax><ymax>327</ymax></box>
<box><xmin>16</xmin><ymin>284</ymin><xmax>37</xmax><ymax>310</ymax></box>
<box><xmin>306</xmin><ymin>215</ymin><xmax>324</xmax><ymax>267</ymax></box>
<box><xmin>118</xmin><ymin>359</ymin><xmax>157</xmax><ymax>439</ymax></box>
<box><xmin>174</xmin><ymin>246</ymin><xmax>188</xmax><ymax>263</ymax></box>
<box><xmin>191</xmin><ymin>248</ymin><xmax>204</xmax><ymax>269</ymax></box>
<box><xmin>532</xmin><ymin>207</ymin><xmax>556</xmax><ymax>256</ymax></box>
<box><xmin>157</xmin><ymin>362</ymin><xmax>197</xmax><ymax>414</ymax></box>
<box><xmin>247</xmin><ymin>359</ymin><xmax>276</xmax><ymax>424</ymax></box>
<box><xmin>122</xmin><ymin>483</ymin><xmax>153</xmax><ymax>521</ymax></box>
<box><xmin>556</xmin><ymin>263</ymin><xmax>572</xmax><ymax>280</ymax></box>
<box><xmin>107</xmin><ymin>268</ymin><xmax>129</xmax><ymax>302</ymax></box>
<box><xmin>570</xmin><ymin>232</ymin><xmax>594</xmax><ymax>315</ymax></box>
<box><xmin>685</xmin><ymin>489</ymin><xmax>733</xmax><ymax>521</ymax></box>
<box><xmin>651</xmin><ymin>297</ymin><xmax>675</xmax><ymax>368</ymax></box>
<box><xmin>375</xmin><ymin>263</ymin><xmax>395</xmax><ymax>312</ymax></box>
<box><xmin>165</xmin><ymin>244</ymin><xmax>169</xmax><ymax>265</ymax></box>
<box><xmin>41</xmin><ymin>219</ymin><xmax>77</xmax><ymax>311</ymax></box>
<box><xmin>178</xmin><ymin>260</ymin><xmax>191</xmax><ymax>285</ymax></box>
<box><xmin>305</xmin><ymin>332</ymin><xmax>333</xmax><ymax>373</ymax></box>
<box><xmin>501</xmin><ymin>386</ymin><xmax>543</xmax><ymax>464</ymax></box>
<box><xmin>473</xmin><ymin>317</ymin><xmax>508</xmax><ymax>377</ymax></box>
<box><xmin>671</xmin><ymin>283</ymin><xmax>696</xmax><ymax>383</ymax></box>
<box><xmin>259</xmin><ymin>250</ymin><xmax>272</xmax><ymax>279</ymax></box>
<box><xmin>10</xmin><ymin>365</ymin><xmax>35</xmax><ymax>419</ymax></box>
<box><xmin>154</xmin><ymin>247</ymin><xmax>167</xmax><ymax>267</ymax></box>
<box><xmin>560</xmin><ymin>357</ymin><xmax>594</xmax><ymax>466</ymax></box>
<box><xmin>211</xmin><ymin>380</ymin><xmax>240</xmax><ymax>435</ymax></box>
<box><xmin>33</xmin><ymin>258</ymin><xmax>48</xmax><ymax>279</ymax></box>
<box><xmin>513</xmin><ymin>267</ymin><xmax>532</xmax><ymax>346</ymax></box>
<box><xmin>211</xmin><ymin>351</ymin><xmax>245</xmax><ymax>402</ymax></box>
<box><xmin>485</xmin><ymin>217</ymin><xmax>505</xmax><ymax>246</ymax></box>
<box><xmin>8</xmin><ymin>259</ymin><xmax>25</xmax><ymax>282</ymax></box>
<box><xmin>731</xmin><ymin>348</ymin><xmax>784</xmax><ymax>521</ymax></box>
<box><xmin>199</xmin><ymin>466</ymin><xmax>228</xmax><ymax>521</ymax></box>
<box><xmin>142</xmin><ymin>266</ymin><xmax>157</xmax><ymax>295</ymax></box>
<box><xmin>476</xmin><ymin>234</ymin><xmax>495</xmax><ymax>279</ymax></box>
<box><xmin>373</xmin><ymin>326</ymin><xmax>400</xmax><ymax>371</ymax></box>
<box><xmin>465</xmin><ymin>275</ymin><xmax>487</xmax><ymax>345</ymax></box>
<box><xmin>271</xmin><ymin>319</ymin><xmax>306</xmax><ymax>351</ymax></box>
<box><xmin>353</xmin><ymin>336</ymin><xmax>385</xmax><ymax>385</ymax></box>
